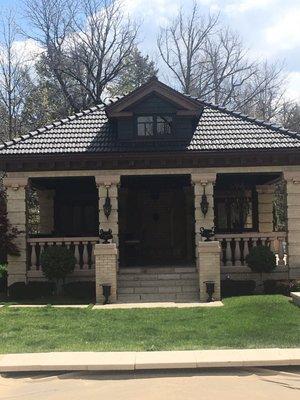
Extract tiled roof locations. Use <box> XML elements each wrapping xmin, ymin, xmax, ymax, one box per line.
<box><xmin>0</xmin><ymin>98</ymin><xmax>300</xmax><ymax>155</ymax></box>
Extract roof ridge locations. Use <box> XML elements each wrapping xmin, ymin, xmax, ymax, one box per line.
<box><xmin>0</xmin><ymin>103</ymin><xmax>105</xmax><ymax>151</ymax></box>
<box><xmin>199</xmin><ymin>99</ymin><xmax>300</xmax><ymax>140</ymax></box>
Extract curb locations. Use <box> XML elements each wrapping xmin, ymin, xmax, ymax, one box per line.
<box><xmin>0</xmin><ymin>349</ymin><xmax>300</xmax><ymax>373</ymax></box>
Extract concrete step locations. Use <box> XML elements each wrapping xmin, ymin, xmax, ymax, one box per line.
<box><xmin>117</xmin><ymin>292</ymin><xmax>200</xmax><ymax>303</ymax></box>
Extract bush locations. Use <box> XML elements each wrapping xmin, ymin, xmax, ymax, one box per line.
<box><xmin>0</xmin><ymin>264</ymin><xmax>7</xmax><ymax>292</ymax></box>
<box><xmin>62</xmin><ymin>281</ymin><xmax>95</xmax><ymax>300</ymax></box>
<box><xmin>8</xmin><ymin>281</ymin><xmax>56</xmax><ymax>300</ymax></box>
<box><xmin>263</xmin><ymin>279</ymin><xmax>300</xmax><ymax>296</ymax></box>
<box><xmin>221</xmin><ymin>279</ymin><xmax>256</xmax><ymax>297</ymax></box>
<box><xmin>41</xmin><ymin>246</ymin><xmax>76</xmax><ymax>282</ymax></box>
<box><xmin>245</xmin><ymin>245</ymin><xmax>276</xmax><ymax>273</ymax></box>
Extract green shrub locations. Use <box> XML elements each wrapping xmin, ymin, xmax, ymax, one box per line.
<box><xmin>221</xmin><ymin>279</ymin><xmax>256</xmax><ymax>297</ymax></box>
<box><xmin>245</xmin><ymin>245</ymin><xmax>276</xmax><ymax>273</ymax></box>
<box><xmin>0</xmin><ymin>264</ymin><xmax>7</xmax><ymax>292</ymax></box>
<box><xmin>40</xmin><ymin>246</ymin><xmax>76</xmax><ymax>283</ymax></box>
<box><xmin>62</xmin><ymin>281</ymin><xmax>95</xmax><ymax>300</ymax></box>
<box><xmin>263</xmin><ymin>279</ymin><xmax>300</xmax><ymax>296</ymax></box>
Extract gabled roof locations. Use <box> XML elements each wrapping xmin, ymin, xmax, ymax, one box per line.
<box><xmin>105</xmin><ymin>76</ymin><xmax>202</xmax><ymax>117</ymax></box>
<box><xmin>0</xmin><ymin>79</ymin><xmax>299</xmax><ymax>156</ymax></box>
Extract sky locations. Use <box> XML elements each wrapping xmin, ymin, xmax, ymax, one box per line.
<box><xmin>1</xmin><ymin>0</ymin><xmax>300</xmax><ymax>101</ymax></box>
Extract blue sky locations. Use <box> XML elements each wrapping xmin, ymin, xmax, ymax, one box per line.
<box><xmin>1</xmin><ymin>0</ymin><xmax>300</xmax><ymax>101</ymax></box>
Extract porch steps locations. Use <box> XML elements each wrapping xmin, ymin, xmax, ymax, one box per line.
<box><xmin>117</xmin><ymin>266</ymin><xmax>200</xmax><ymax>303</ymax></box>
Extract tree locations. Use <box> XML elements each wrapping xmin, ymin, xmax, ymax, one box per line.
<box><xmin>279</xmin><ymin>100</ymin><xmax>300</xmax><ymax>131</ymax></box>
<box><xmin>25</xmin><ymin>0</ymin><xmax>139</xmax><ymax>110</ymax></box>
<box><xmin>0</xmin><ymin>11</ymin><xmax>32</xmax><ymax>140</ymax></box>
<box><xmin>108</xmin><ymin>46</ymin><xmax>158</xmax><ymax>96</ymax></box>
<box><xmin>157</xmin><ymin>3</ymin><xmax>285</xmax><ymax>120</ymax></box>
<box><xmin>0</xmin><ymin>188</ymin><xmax>20</xmax><ymax>260</ymax></box>
<box><xmin>157</xmin><ymin>1</ymin><xmax>218</xmax><ymax>94</ymax></box>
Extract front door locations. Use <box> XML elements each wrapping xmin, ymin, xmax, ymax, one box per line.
<box><xmin>119</xmin><ymin>175</ymin><xmax>194</xmax><ymax>266</ymax></box>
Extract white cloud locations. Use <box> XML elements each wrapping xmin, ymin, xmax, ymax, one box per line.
<box><xmin>225</xmin><ymin>0</ymin><xmax>276</xmax><ymax>14</ymax></box>
<box><xmin>12</xmin><ymin>39</ymin><xmax>42</xmax><ymax>65</ymax></box>
<box><xmin>264</xmin><ymin>7</ymin><xmax>300</xmax><ymax>52</ymax></box>
<box><xmin>286</xmin><ymin>71</ymin><xmax>300</xmax><ymax>102</ymax></box>
<box><xmin>124</xmin><ymin>0</ymin><xmax>179</xmax><ymax>26</ymax></box>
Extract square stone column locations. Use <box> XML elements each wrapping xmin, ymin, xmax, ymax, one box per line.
<box><xmin>36</xmin><ymin>189</ymin><xmax>55</xmax><ymax>234</ymax></box>
<box><xmin>3</xmin><ymin>177</ymin><xmax>28</xmax><ymax>286</ymax></box>
<box><xmin>94</xmin><ymin>243</ymin><xmax>117</xmax><ymax>304</ymax></box>
<box><xmin>95</xmin><ymin>175</ymin><xmax>120</xmax><ymax>247</ymax></box>
<box><xmin>191</xmin><ymin>173</ymin><xmax>216</xmax><ymax>266</ymax></box>
<box><xmin>198</xmin><ymin>241</ymin><xmax>221</xmax><ymax>302</ymax></box>
<box><xmin>284</xmin><ymin>171</ymin><xmax>300</xmax><ymax>279</ymax></box>
<box><xmin>256</xmin><ymin>185</ymin><xmax>275</xmax><ymax>232</ymax></box>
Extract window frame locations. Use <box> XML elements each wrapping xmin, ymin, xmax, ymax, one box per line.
<box><xmin>135</xmin><ymin>114</ymin><xmax>174</xmax><ymax>139</ymax></box>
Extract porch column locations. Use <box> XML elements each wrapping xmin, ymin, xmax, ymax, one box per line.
<box><xmin>94</xmin><ymin>243</ymin><xmax>117</xmax><ymax>304</ymax></box>
<box><xmin>37</xmin><ymin>189</ymin><xmax>54</xmax><ymax>234</ymax></box>
<box><xmin>284</xmin><ymin>171</ymin><xmax>300</xmax><ymax>279</ymax></box>
<box><xmin>95</xmin><ymin>175</ymin><xmax>120</xmax><ymax>246</ymax></box>
<box><xmin>256</xmin><ymin>185</ymin><xmax>275</xmax><ymax>232</ymax></box>
<box><xmin>191</xmin><ymin>173</ymin><xmax>216</xmax><ymax>266</ymax></box>
<box><xmin>3</xmin><ymin>177</ymin><xmax>28</xmax><ymax>286</ymax></box>
<box><xmin>198</xmin><ymin>241</ymin><xmax>221</xmax><ymax>302</ymax></box>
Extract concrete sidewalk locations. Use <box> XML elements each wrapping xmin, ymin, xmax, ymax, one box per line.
<box><xmin>0</xmin><ymin>349</ymin><xmax>299</xmax><ymax>373</ymax></box>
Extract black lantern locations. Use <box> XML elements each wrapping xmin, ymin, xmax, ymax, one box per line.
<box><xmin>200</xmin><ymin>186</ymin><xmax>209</xmax><ymax>216</ymax></box>
<box><xmin>102</xmin><ymin>283</ymin><xmax>111</xmax><ymax>304</ymax></box>
<box><xmin>103</xmin><ymin>187</ymin><xmax>112</xmax><ymax>219</ymax></box>
<box><xmin>204</xmin><ymin>281</ymin><xmax>215</xmax><ymax>302</ymax></box>
<box><xmin>99</xmin><ymin>228</ymin><xmax>113</xmax><ymax>244</ymax></box>
<box><xmin>200</xmin><ymin>226</ymin><xmax>215</xmax><ymax>241</ymax></box>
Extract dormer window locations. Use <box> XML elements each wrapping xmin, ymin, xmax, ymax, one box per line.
<box><xmin>137</xmin><ymin>115</ymin><xmax>173</xmax><ymax>137</ymax></box>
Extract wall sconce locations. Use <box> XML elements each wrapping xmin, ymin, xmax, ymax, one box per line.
<box><xmin>200</xmin><ymin>185</ymin><xmax>209</xmax><ymax>216</ymax></box>
<box><xmin>103</xmin><ymin>186</ymin><xmax>112</xmax><ymax>219</ymax></box>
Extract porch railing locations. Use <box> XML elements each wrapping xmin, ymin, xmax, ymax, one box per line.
<box><xmin>214</xmin><ymin>232</ymin><xmax>287</xmax><ymax>268</ymax></box>
<box><xmin>27</xmin><ymin>237</ymin><xmax>99</xmax><ymax>271</ymax></box>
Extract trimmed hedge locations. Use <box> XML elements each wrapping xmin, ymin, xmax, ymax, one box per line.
<box><xmin>62</xmin><ymin>281</ymin><xmax>95</xmax><ymax>300</ymax></box>
<box><xmin>263</xmin><ymin>279</ymin><xmax>300</xmax><ymax>296</ymax></box>
<box><xmin>8</xmin><ymin>281</ymin><xmax>56</xmax><ymax>300</ymax></box>
<box><xmin>221</xmin><ymin>279</ymin><xmax>256</xmax><ymax>297</ymax></box>
<box><xmin>245</xmin><ymin>245</ymin><xmax>276</xmax><ymax>273</ymax></box>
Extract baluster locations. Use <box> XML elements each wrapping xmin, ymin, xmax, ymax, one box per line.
<box><xmin>74</xmin><ymin>242</ymin><xmax>80</xmax><ymax>269</ymax></box>
<box><xmin>225</xmin><ymin>238</ymin><xmax>233</xmax><ymax>266</ymax></box>
<box><xmin>243</xmin><ymin>238</ymin><xmax>250</xmax><ymax>265</ymax></box>
<box><xmin>82</xmin><ymin>241</ymin><xmax>88</xmax><ymax>269</ymax></box>
<box><xmin>277</xmin><ymin>237</ymin><xmax>286</xmax><ymax>267</ymax></box>
<box><xmin>91</xmin><ymin>242</ymin><xmax>96</xmax><ymax>269</ymax></box>
<box><xmin>252</xmin><ymin>238</ymin><xmax>258</xmax><ymax>248</ymax></box>
<box><xmin>37</xmin><ymin>242</ymin><xmax>46</xmax><ymax>270</ymax></box>
<box><xmin>31</xmin><ymin>243</ymin><xmax>37</xmax><ymax>270</ymax></box>
<box><xmin>235</xmin><ymin>238</ymin><xmax>242</xmax><ymax>266</ymax></box>
<box><xmin>260</xmin><ymin>237</ymin><xmax>267</xmax><ymax>247</ymax></box>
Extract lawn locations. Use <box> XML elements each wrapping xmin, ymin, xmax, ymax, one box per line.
<box><xmin>0</xmin><ymin>295</ymin><xmax>299</xmax><ymax>354</ymax></box>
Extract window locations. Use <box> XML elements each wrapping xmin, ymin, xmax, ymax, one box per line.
<box><xmin>214</xmin><ymin>188</ymin><xmax>258</xmax><ymax>233</ymax></box>
<box><xmin>137</xmin><ymin>116</ymin><xmax>154</xmax><ymax>136</ymax></box>
<box><xmin>137</xmin><ymin>115</ymin><xmax>173</xmax><ymax>137</ymax></box>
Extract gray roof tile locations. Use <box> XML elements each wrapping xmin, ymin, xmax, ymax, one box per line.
<box><xmin>0</xmin><ymin>99</ymin><xmax>300</xmax><ymax>156</ymax></box>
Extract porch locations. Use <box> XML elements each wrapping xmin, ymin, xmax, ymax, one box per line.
<box><xmin>4</xmin><ymin>168</ymin><xmax>295</xmax><ymax>303</ymax></box>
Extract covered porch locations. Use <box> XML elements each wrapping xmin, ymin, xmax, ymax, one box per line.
<box><xmin>4</xmin><ymin>167</ymin><xmax>296</xmax><ymax>302</ymax></box>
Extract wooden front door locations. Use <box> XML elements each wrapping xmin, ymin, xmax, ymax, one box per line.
<box><xmin>119</xmin><ymin>175</ymin><xmax>194</xmax><ymax>266</ymax></box>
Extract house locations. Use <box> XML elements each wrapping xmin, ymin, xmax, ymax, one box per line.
<box><xmin>0</xmin><ymin>77</ymin><xmax>299</xmax><ymax>303</ymax></box>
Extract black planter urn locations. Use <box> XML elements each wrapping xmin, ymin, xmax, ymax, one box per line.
<box><xmin>204</xmin><ymin>281</ymin><xmax>215</xmax><ymax>302</ymax></box>
<box><xmin>102</xmin><ymin>283</ymin><xmax>111</xmax><ymax>305</ymax></box>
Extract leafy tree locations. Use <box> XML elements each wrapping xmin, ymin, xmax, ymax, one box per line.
<box><xmin>0</xmin><ymin>188</ymin><xmax>20</xmax><ymax>260</ymax></box>
<box><xmin>108</xmin><ymin>47</ymin><xmax>158</xmax><ymax>96</ymax></box>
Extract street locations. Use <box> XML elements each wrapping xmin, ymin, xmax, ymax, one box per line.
<box><xmin>0</xmin><ymin>367</ymin><xmax>299</xmax><ymax>400</ymax></box>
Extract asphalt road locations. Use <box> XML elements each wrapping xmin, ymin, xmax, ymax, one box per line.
<box><xmin>0</xmin><ymin>367</ymin><xmax>299</xmax><ymax>400</ymax></box>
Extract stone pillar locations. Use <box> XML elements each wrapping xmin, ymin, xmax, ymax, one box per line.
<box><xmin>3</xmin><ymin>177</ymin><xmax>28</xmax><ymax>286</ymax></box>
<box><xmin>95</xmin><ymin>176</ymin><xmax>120</xmax><ymax>247</ymax></box>
<box><xmin>198</xmin><ymin>241</ymin><xmax>221</xmax><ymax>302</ymax></box>
<box><xmin>37</xmin><ymin>189</ymin><xmax>55</xmax><ymax>234</ymax></box>
<box><xmin>284</xmin><ymin>172</ymin><xmax>300</xmax><ymax>279</ymax></box>
<box><xmin>94</xmin><ymin>243</ymin><xmax>117</xmax><ymax>304</ymax></box>
<box><xmin>191</xmin><ymin>173</ymin><xmax>216</xmax><ymax>266</ymax></box>
<box><xmin>256</xmin><ymin>185</ymin><xmax>275</xmax><ymax>232</ymax></box>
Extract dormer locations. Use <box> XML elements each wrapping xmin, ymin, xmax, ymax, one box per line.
<box><xmin>106</xmin><ymin>77</ymin><xmax>203</xmax><ymax>145</ymax></box>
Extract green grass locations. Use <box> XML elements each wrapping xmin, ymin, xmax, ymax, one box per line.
<box><xmin>0</xmin><ymin>295</ymin><xmax>299</xmax><ymax>354</ymax></box>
